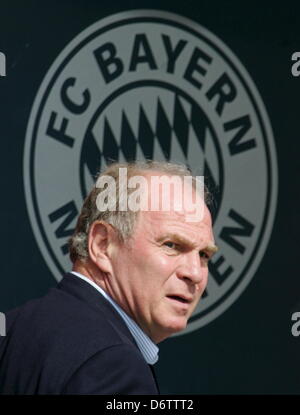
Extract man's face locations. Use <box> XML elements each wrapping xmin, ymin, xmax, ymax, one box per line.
<box><xmin>107</xmin><ymin>182</ymin><xmax>216</xmax><ymax>343</ymax></box>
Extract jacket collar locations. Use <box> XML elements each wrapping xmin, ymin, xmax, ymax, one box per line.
<box><xmin>57</xmin><ymin>272</ymin><xmax>137</xmax><ymax>345</ymax></box>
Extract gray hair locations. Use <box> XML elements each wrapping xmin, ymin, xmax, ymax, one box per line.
<box><xmin>68</xmin><ymin>160</ymin><xmax>211</xmax><ymax>263</ymax></box>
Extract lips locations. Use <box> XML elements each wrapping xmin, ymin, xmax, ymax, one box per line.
<box><xmin>167</xmin><ymin>294</ymin><xmax>193</xmax><ymax>304</ymax></box>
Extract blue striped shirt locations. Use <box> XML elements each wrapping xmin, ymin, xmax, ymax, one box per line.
<box><xmin>71</xmin><ymin>271</ymin><xmax>159</xmax><ymax>364</ymax></box>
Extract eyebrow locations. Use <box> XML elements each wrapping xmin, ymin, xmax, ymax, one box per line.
<box><xmin>158</xmin><ymin>233</ymin><xmax>218</xmax><ymax>254</ymax></box>
<box><xmin>206</xmin><ymin>243</ymin><xmax>219</xmax><ymax>255</ymax></box>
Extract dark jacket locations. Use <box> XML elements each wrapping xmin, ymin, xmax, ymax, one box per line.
<box><xmin>0</xmin><ymin>273</ymin><xmax>159</xmax><ymax>394</ymax></box>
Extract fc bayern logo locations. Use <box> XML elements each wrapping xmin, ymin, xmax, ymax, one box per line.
<box><xmin>23</xmin><ymin>10</ymin><xmax>278</xmax><ymax>333</ymax></box>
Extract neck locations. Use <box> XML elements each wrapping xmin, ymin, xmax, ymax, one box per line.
<box><xmin>72</xmin><ymin>259</ymin><xmax>105</xmax><ymax>287</ymax></box>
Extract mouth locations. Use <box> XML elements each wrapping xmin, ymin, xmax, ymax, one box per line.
<box><xmin>166</xmin><ymin>295</ymin><xmax>192</xmax><ymax>304</ymax></box>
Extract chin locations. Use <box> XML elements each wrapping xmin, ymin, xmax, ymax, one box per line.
<box><xmin>154</xmin><ymin>320</ymin><xmax>187</xmax><ymax>343</ymax></box>
<box><xmin>164</xmin><ymin>317</ymin><xmax>188</xmax><ymax>335</ymax></box>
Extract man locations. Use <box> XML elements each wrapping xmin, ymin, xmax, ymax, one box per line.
<box><xmin>0</xmin><ymin>161</ymin><xmax>217</xmax><ymax>394</ymax></box>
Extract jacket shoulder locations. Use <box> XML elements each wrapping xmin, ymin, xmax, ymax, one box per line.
<box><xmin>0</xmin><ymin>285</ymin><xmax>142</xmax><ymax>394</ymax></box>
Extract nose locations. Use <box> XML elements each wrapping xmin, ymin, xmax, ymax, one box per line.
<box><xmin>176</xmin><ymin>251</ymin><xmax>206</xmax><ymax>286</ymax></box>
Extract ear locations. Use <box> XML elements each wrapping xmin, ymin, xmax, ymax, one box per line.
<box><xmin>88</xmin><ymin>221</ymin><xmax>115</xmax><ymax>274</ymax></box>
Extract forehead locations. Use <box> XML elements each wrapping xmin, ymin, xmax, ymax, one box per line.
<box><xmin>135</xmin><ymin>203</ymin><xmax>214</xmax><ymax>245</ymax></box>
<box><xmin>140</xmin><ymin>171</ymin><xmax>205</xmax><ymax>209</ymax></box>
<box><xmin>130</xmin><ymin>171</ymin><xmax>214</xmax><ymax>244</ymax></box>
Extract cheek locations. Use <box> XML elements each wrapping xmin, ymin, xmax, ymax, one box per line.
<box><xmin>137</xmin><ymin>248</ymin><xmax>175</xmax><ymax>270</ymax></box>
<box><xmin>155</xmin><ymin>254</ymin><xmax>174</xmax><ymax>268</ymax></box>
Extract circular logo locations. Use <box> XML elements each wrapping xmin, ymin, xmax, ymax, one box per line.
<box><xmin>24</xmin><ymin>10</ymin><xmax>278</xmax><ymax>333</ymax></box>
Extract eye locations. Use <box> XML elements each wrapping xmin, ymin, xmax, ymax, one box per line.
<box><xmin>163</xmin><ymin>241</ymin><xmax>178</xmax><ymax>250</ymax></box>
<box><xmin>199</xmin><ymin>251</ymin><xmax>210</xmax><ymax>261</ymax></box>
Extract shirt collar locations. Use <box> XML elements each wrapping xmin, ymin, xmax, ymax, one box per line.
<box><xmin>70</xmin><ymin>271</ymin><xmax>159</xmax><ymax>364</ymax></box>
